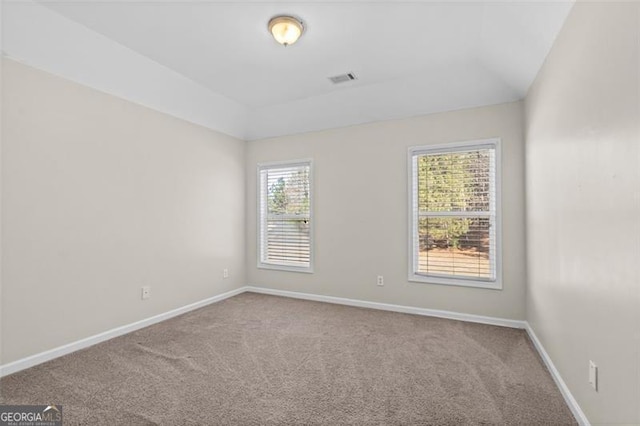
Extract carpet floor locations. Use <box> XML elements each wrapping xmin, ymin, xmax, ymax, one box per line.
<box><xmin>0</xmin><ymin>293</ymin><xmax>576</xmax><ymax>425</ymax></box>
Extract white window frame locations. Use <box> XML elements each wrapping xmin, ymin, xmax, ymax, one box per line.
<box><xmin>257</xmin><ymin>159</ymin><xmax>314</xmax><ymax>273</ymax></box>
<box><xmin>407</xmin><ymin>139</ymin><xmax>502</xmax><ymax>290</ymax></box>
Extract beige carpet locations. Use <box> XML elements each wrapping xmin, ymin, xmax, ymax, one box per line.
<box><xmin>0</xmin><ymin>293</ymin><xmax>575</xmax><ymax>425</ymax></box>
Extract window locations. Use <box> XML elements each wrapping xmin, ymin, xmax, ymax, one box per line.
<box><xmin>258</xmin><ymin>160</ymin><xmax>313</xmax><ymax>272</ymax></box>
<box><xmin>408</xmin><ymin>139</ymin><xmax>501</xmax><ymax>289</ymax></box>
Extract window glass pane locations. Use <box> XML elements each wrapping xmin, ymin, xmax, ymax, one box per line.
<box><xmin>417</xmin><ymin>216</ymin><xmax>493</xmax><ymax>279</ymax></box>
<box><xmin>266</xmin><ymin>167</ymin><xmax>310</xmax><ymax>216</ymax></box>
<box><xmin>259</xmin><ymin>162</ymin><xmax>312</xmax><ymax>270</ymax></box>
<box><xmin>418</xmin><ymin>149</ymin><xmax>493</xmax><ymax>213</ymax></box>
<box><xmin>411</xmin><ymin>142</ymin><xmax>498</xmax><ymax>285</ymax></box>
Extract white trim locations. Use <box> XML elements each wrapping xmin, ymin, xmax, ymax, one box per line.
<box><xmin>0</xmin><ymin>287</ymin><xmax>245</xmax><ymax>378</ymax></box>
<box><xmin>245</xmin><ymin>285</ymin><xmax>525</xmax><ymax>329</ymax></box>
<box><xmin>256</xmin><ymin>159</ymin><xmax>314</xmax><ymax>274</ymax></box>
<box><xmin>418</xmin><ymin>211</ymin><xmax>493</xmax><ymax>218</ymax></box>
<box><xmin>525</xmin><ymin>323</ymin><xmax>590</xmax><ymax>426</ymax></box>
<box><xmin>408</xmin><ymin>139</ymin><xmax>499</xmax><ymax>156</ymax></box>
<box><xmin>407</xmin><ymin>138</ymin><xmax>503</xmax><ymax>290</ymax></box>
<box><xmin>256</xmin><ymin>159</ymin><xmax>313</xmax><ymax>170</ymax></box>
<box><xmin>409</xmin><ymin>274</ymin><xmax>500</xmax><ymax>290</ymax></box>
<box><xmin>257</xmin><ymin>263</ymin><xmax>314</xmax><ymax>274</ymax></box>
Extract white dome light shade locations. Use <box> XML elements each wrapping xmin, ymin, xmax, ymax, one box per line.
<box><xmin>268</xmin><ymin>16</ymin><xmax>304</xmax><ymax>46</ymax></box>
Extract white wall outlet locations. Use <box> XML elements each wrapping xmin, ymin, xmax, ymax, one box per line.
<box><xmin>377</xmin><ymin>275</ymin><xmax>384</xmax><ymax>286</ymax></box>
<box><xmin>141</xmin><ymin>286</ymin><xmax>151</xmax><ymax>300</ymax></box>
<box><xmin>223</xmin><ymin>268</ymin><xmax>229</xmax><ymax>279</ymax></box>
<box><xmin>589</xmin><ymin>360</ymin><xmax>598</xmax><ymax>391</ymax></box>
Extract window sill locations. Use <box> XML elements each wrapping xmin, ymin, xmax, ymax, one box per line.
<box><xmin>258</xmin><ymin>262</ymin><xmax>314</xmax><ymax>274</ymax></box>
<box><xmin>408</xmin><ymin>273</ymin><xmax>502</xmax><ymax>290</ymax></box>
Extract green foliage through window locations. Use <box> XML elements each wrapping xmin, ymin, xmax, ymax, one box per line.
<box><xmin>267</xmin><ymin>168</ymin><xmax>310</xmax><ymax>216</ymax></box>
<box><xmin>417</xmin><ymin>150</ymin><xmax>491</xmax><ymax>250</ymax></box>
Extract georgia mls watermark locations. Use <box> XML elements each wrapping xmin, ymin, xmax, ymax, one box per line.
<box><xmin>0</xmin><ymin>405</ymin><xmax>62</xmax><ymax>426</ymax></box>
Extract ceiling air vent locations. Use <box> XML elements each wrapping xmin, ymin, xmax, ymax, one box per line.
<box><xmin>328</xmin><ymin>72</ymin><xmax>357</xmax><ymax>84</ymax></box>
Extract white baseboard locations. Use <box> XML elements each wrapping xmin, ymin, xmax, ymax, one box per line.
<box><xmin>0</xmin><ymin>285</ymin><xmax>527</xmax><ymax>377</ymax></box>
<box><xmin>245</xmin><ymin>285</ymin><xmax>527</xmax><ymax>329</ymax></box>
<box><xmin>525</xmin><ymin>323</ymin><xmax>590</xmax><ymax>426</ymax></box>
<box><xmin>0</xmin><ymin>287</ymin><xmax>246</xmax><ymax>378</ymax></box>
<box><xmin>0</xmin><ymin>283</ymin><xmax>589</xmax><ymax>426</ymax></box>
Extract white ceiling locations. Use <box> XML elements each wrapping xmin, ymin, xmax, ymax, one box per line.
<box><xmin>6</xmin><ymin>1</ymin><xmax>574</xmax><ymax>140</ymax></box>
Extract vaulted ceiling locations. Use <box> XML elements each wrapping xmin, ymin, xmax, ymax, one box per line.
<box><xmin>4</xmin><ymin>1</ymin><xmax>574</xmax><ymax>140</ymax></box>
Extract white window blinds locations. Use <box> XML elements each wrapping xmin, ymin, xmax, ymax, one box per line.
<box><xmin>258</xmin><ymin>161</ymin><xmax>312</xmax><ymax>272</ymax></box>
<box><xmin>409</xmin><ymin>140</ymin><xmax>500</xmax><ymax>288</ymax></box>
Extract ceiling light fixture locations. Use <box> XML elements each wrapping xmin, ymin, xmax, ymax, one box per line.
<box><xmin>268</xmin><ymin>15</ymin><xmax>304</xmax><ymax>46</ymax></box>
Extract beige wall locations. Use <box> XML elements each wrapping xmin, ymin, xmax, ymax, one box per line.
<box><xmin>1</xmin><ymin>59</ymin><xmax>246</xmax><ymax>364</ymax></box>
<box><xmin>246</xmin><ymin>102</ymin><xmax>526</xmax><ymax>320</ymax></box>
<box><xmin>525</xmin><ymin>2</ymin><xmax>640</xmax><ymax>423</ymax></box>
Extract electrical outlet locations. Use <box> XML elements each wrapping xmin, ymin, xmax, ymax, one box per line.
<box><xmin>377</xmin><ymin>275</ymin><xmax>384</xmax><ymax>286</ymax></box>
<box><xmin>141</xmin><ymin>286</ymin><xmax>151</xmax><ymax>300</ymax></box>
<box><xmin>223</xmin><ymin>268</ymin><xmax>229</xmax><ymax>279</ymax></box>
<box><xmin>589</xmin><ymin>361</ymin><xmax>598</xmax><ymax>391</ymax></box>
